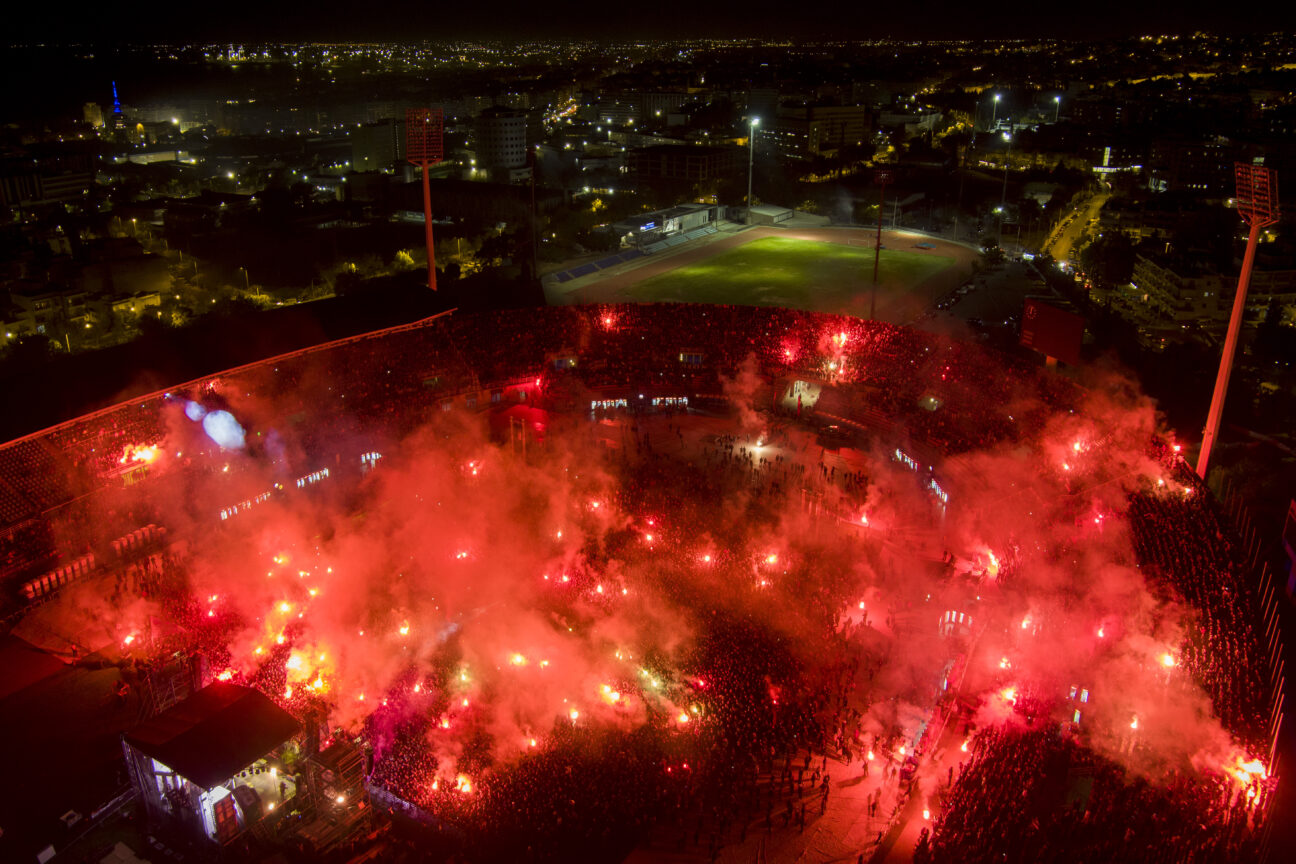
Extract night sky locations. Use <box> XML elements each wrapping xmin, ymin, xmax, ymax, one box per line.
<box><xmin>7</xmin><ymin>1</ymin><xmax>1290</xmax><ymax>43</ymax></box>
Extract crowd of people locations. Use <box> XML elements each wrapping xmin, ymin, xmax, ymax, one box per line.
<box><xmin>1127</xmin><ymin>452</ymin><xmax>1271</xmax><ymax>749</ymax></box>
<box><xmin>0</xmin><ymin>303</ymin><xmax>1279</xmax><ymax>863</ymax></box>
<box><xmin>356</xmin><ymin>565</ymin><xmax>902</xmax><ymax>864</ymax></box>
<box><xmin>4</xmin><ymin>304</ymin><xmax>1042</xmax><ymax>598</ymax></box>
<box><xmin>926</xmin><ymin>725</ymin><xmax>1265</xmax><ymax>863</ymax></box>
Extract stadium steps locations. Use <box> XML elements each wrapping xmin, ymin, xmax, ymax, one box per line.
<box><xmin>0</xmin><ymin>478</ymin><xmax>35</xmax><ymax>527</ymax></box>
<box><xmin>0</xmin><ymin>441</ymin><xmax>70</xmax><ymax>512</ymax></box>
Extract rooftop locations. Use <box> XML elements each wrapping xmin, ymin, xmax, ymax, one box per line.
<box><xmin>124</xmin><ymin>682</ymin><xmax>300</xmax><ymax>789</ymax></box>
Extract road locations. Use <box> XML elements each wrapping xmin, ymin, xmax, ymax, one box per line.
<box><xmin>1042</xmin><ymin>192</ymin><xmax>1109</xmax><ymax>265</ymax></box>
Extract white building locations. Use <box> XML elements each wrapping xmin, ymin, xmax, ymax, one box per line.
<box><xmin>475</xmin><ymin>107</ymin><xmax>529</xmax><ymax>182</ymax></box>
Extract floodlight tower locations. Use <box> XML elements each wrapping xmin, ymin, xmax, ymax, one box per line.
<box><xmin>1196</xmin><ymin>163</ymin><xmax>1280</xmax><ymax>479</ymax></box>
<box><xmin>746</xmin><ymin>117</ymin><xmax>760</xmax><ymax>224</ymax></box>
<box><xmin>871</xmin><ymin>169</ymin><xmax>893</xmax><ymax>320</ymax></box>
<box><xmin>406</xmin><ymin>108</ymin><xmax>445</xmax><ymax>291</ymax></box>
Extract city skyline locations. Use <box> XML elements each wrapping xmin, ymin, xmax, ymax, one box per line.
<box><xmin>8</xmin><ymin>1</ymin><xmax>1295</xmax><ymax>44</ymax></box>
<box><xmin>0</xmin><ymin>21</ymin><xmax>1291</xmax><ymax>864</ymax></box>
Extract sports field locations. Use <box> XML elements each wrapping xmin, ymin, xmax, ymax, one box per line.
<box><xmin>598</xmin><ymin>236</ymin><xmax>955</xmax><ymax>315</ymax></box>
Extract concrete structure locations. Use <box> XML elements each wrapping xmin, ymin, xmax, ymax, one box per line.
<box><xmin>7</xmin><ymin>282</ymin><xmax>92</xmax><ymax>336</ymax></box>
<box><xmin>1096</xmin><ymin>199</ymin><xmax>1187</xmax><ymax>241</ymax></box>
<box><xmin>877</xmin><ymin>109</ymin><xmax>942</xmax><ymax>138</ymax></box>
<box><xmin>395</xmin><ymin>177</ymin><xmax>562</xmax><ymax>225</ymax></box>
<box><xmin>772</xmin><ymin>105</ymin><xmax>873</xmax><ymax>161</ymax></box>
<box><xmin>1128</xmin><ymin>254</ymin><xmax>1226</xmax><ymax>326</ymax></box>
<box><xmin>474</xmin><ymin>107</ymin><xmax>529</xmax><ymax>183</ymax></box>
<box><xmin>352</xmin><ymin>119</ymin><xmax>406</xmax><ymax>173</ymax></box>
<box><xmin>122</xmin><ymin>683</ymin><xmax>301</xmax><ymax>844</ymax></box>
<box><xmin>0</xmin><ymin>167</ymin><xmax>93</xmax><ymax>209</ymax></box>
<box><xmin>1147</xmin><ymin>137</ymin><xmax>1255</xmax><ymax>195</ymax></box>
<box><xmin>625</xmin><ymin>145</ymin><xmax>739</xmax><ymax>183</ymax></box>
<box><xmin>296</xmin><ymin>737</ymin><xmax>373</xmax><ymax>854</ymax></box>
<box><xmin>611</xmin><ymin>202</ymin><xmax>721</xmax><ymax>246</ymax></box>
<box><xmin>1244</xmin><ymin>269</ymin><xmax>1296</xmax><ymax>325</ymax></box>
<box><xmin>110</xmin><ymin>150</ymin><xmax>191</xmax><ymax>166</ymax></box>
<box><xmin>1083</xmin><ymin>139</ymin><xmax>1146</xmax><ymax>176</ymax></box>
<box><xmin>746</xmin><ymin>204</ymin><xmax>795</xmax><ymax>226</ymax></box>
<box><xmin>591</xmin><ymin>96</ymin><xmax>640</xmax><ymax>127</ymax></box>
<box><xmin>109</xmin><ymin>291</ymin><xmax>163</xmax><ymax>319</ymax></box>
<box><xmin>640</xmin><ymin>90</ymin><xmax>694</xmax><ymax>121</ymax></box>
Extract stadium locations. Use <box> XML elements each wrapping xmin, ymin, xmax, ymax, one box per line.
<box><xmin>0</xmin><ymin>303</ymin><xmax>1282</xmax><ymax>863</ymax></box>
<box><xmin>544</xmin><ymin>226</ymin><xmax>976</xmax><ymax>321</ymax></box>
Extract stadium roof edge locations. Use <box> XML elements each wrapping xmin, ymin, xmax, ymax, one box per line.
<box><xmin>0</xmin><ymin>309</ymin><xmax>459</xmax><ymax>453</ymax></box>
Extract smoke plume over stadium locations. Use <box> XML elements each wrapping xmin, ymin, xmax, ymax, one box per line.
<box><xmin>6</xmin><ymin>306</ymin><xmax>1274</xmax><ymax>861</ymax></box>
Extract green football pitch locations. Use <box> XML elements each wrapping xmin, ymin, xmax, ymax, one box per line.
<box><xmin>621</xmin><ymin>236</ymin><xmax>954</xmax><ymax>313</ymax></box>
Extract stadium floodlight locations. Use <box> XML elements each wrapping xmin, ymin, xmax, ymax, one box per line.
<box><xmin>1197</xmin><ymin>163</ymin><xmax>1279</xmax><ymax>478</ymax></box>
<box><xmin>747</xmin><ymin>117</ymin><xmax>760</xmax><ymax>225</ymax></box>
<box><xmin>406</xmin><ymin>108</ymin><xmax>444</xmax><ymax>291</ymax></box>
<box><xmin>1001</xmin><ymin>133</ymin><xmax>1013</xmax><ymax>239</ymax></box>
<box><xmin>871</xmin><ymin>169</ymin><xmax>894</xmax><ymax>319</ymax></box>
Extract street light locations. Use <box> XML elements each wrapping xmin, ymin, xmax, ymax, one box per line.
<box><xmin>1001</xmin><ymin>133</ymin><xmax>1012</xmax><ymax>207</ymax></box>
<box><xmin>1053</xmin><ymin>95</ymin><xmax>1061</xmax><ymax>124</ymax></box>
<box><xmin>746</xmin><ymin>117</ymin><xmax>760</xmax><ymax>225</ymax></box>
<box><xmin>998</xmin><ymin>132</ymin><xmax>1013</xmax><ymax>250</ymax></box>
<box><xmin>991</xmin><ymin>93</ymin><xmax>1000</xmax><ymax>130</ymax></box>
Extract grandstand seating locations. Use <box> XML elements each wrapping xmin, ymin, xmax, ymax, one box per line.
<box><xmin>543</xmin><ymin>229</ymin><xmax>712</xmax><ymax>283</ymax></box>
<box><xmin>0</xmin><ymin>305</ymin><xmax>1273</xmax><ymax>758</ymax></box>
<box><xmin>0</xmin><ymin>479</ymin><xmax>33</xmax><ymax>526</ymax></box>
<box><xmin>0</xmin><ymin>441</ymin><xmax>76</xmax><ymax>512</ymax></box>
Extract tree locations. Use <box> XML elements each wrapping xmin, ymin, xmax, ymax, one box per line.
<box><xmin>137</xmin><ymin>311</ymin><xmax>173</xmax><ymax>344</ymax></box>
<box><xmin>1172</xmin><ymin>207</ymin><xmax>1235</xmax><ymax>271</ymax></box>
<box><xmin>1254</xmin><ymin>298</ymin><xmax>1296</xmax><ymax>366</ymax></box>
<box><xmin>0</xmin><ymin>334</ymin><xmax>56</xmax><ymax>371</ymax></box>
<box><xmin>577</xmin><ymin>229</ymin><xmax>618</xmax><ymax>253</ymax></box>
<box><xmin>478</xmin><ymin>231</ymin><xmax>514</xmax><ymax>264</ymax></box>
<box><xmin>1079</xmin><ymin>233</ymin><xmax>1136</xmax><ymax>288</ymax></box>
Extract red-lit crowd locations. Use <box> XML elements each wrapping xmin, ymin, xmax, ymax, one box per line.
<box><xmin>0</xmin><ymin>304</ymin><xmax>1276</xmax><ymax>864</ymax></box>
